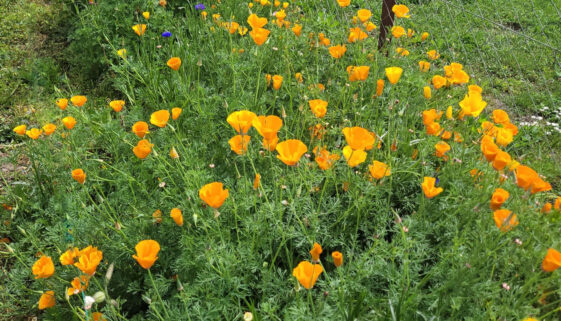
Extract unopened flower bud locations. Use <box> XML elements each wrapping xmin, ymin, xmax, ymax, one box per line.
<box><xmin>105</xmin><ymin>263</ymin><xmax>114</xmax><ymax>281</ymax></box>
<box><xmin>93</xmin><ymin>291</ymin><xmax>106</xmax><ymax>303</ymax></box>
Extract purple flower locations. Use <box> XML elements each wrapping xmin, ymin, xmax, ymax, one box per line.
<box><xmin>161</xmin><ymin>31</ymin><xmax>172</xmax><ymax>37</ymax></box>
<box><xmin>195</xmin><ymin>3</ymin><xmax>205</xmax><ymax>10</ymax></box>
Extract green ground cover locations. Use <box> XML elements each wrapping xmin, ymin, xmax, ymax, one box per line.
<box><xmin>1</xmin><ymin>0</ymin><xmax>561</xmax><ymax>320</ymax></box>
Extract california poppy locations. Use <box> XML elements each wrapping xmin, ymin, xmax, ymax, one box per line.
<box><xmin>152</xmin><ymin>209</ymin><xmax>162</xmax><ymax>224</ymax></box>
<box><xmin>292</xmin><ymin>261</ymin><xmax>323</xmax><ymax>289</ymax></box>
<box><xmin>132</xmin><ymin>24</ymin><xmax>147</xmax><ymax>36</ymax></box>
<box><xmin>543</xmin><ymin>248</ymin><xmax>561</xmax><ymax>272</ymax></box>
<box><xmin>342</xmin><ymin>127</ymin><xmax>375</xmax><ymax>150</ymax></box>
<box><xmin>74</xmin><ymin>246</ymin><xmax>103</xmax><ymax>275</ymax></box>
<box><xmin>292</xmin><ymin>24</ymin><xmax>302</xmax><ymax>36</ymax></box>
<box><xmin>376</xmin><ymin>79</ymin><xmax>384</xmax><ymax>96</ymax></box>
<box><xmin>169</xmin><ymin>147</ymin><xmax>179</xmax><ymax>159</ymax></box>
<box><xmin>253</xmin><ymin>173</ymin><xmax>261</xmax><ymax>190</ymax></box>
<box><xmin>171</xmin><ymin>107</ymin><xmax>182</xmax><ymax>120</ymax></box>
<box><xmin>337</xmin><ymin>0</ymin><xmax>350</xmax><ymax>7</ymax></box>
<box><xmin>142</xmin><ymin>11</ymin><xmax>150</xmax><ymax>19</ymax></box>
<box><xmin>133</xmin><ymin>240</ymin><xmax>160</xmax><ymax>269</ymax></box>
<box><xmin>253</xmin><ymin>115</ymin><xmax>282</xmax><ymax>140</ymax></box>
<box><xmin>276</xmin><ymin>139</ymin><xmax>307</xmax><ymax>166</ymax></box>
<box><xmin>432</xmin><ymin>75</ymin><xmax>447</xmax><ymax>89</ymax></box>
<box><xmin>515</xmin><ymin>165</ymin><xmax>538</xmax><ymax>190</ymax></box>
<box><xmin>541</xmin><ymin>203</ymin><xmax>552</xmax><ymax>214</ymax></box>
<box><xmin>392</xmin><ymin>4</ymin><xmax>410</xmax><ymax>18</ymax></box>
<box><xmin>71</xmin><ymin>95</ymin><xmax>87</xmax><ymax>107</ymax></box>
<box><xmin>421</xmin><ymin>32</ymin><xmax>429</xmax><ymax>41</ymax></box>
<box><xmin>423</xmin><ymin>86</ymin><xmax>432</xmax><ymax>99</ymax></box>
<box><xmin>56</xmin><ymin>98</ymin><xmax>68</xmax><ymax>110</ymax></box>
<box><xmin>422</xmin><ymin>177</ymin><xmax>443</xmax><ymax>198</ymax></box>
<box><xmin>480</xmin><ymin>136</ymin><xmax>499</xmax><ymax>162</ymax></box>
<box><xmin>490</xmin><ymin>188</ymin><xmax>509</xmax><ymax>210</ymax></box>
<box><xmin>62</xmin><ymin>116</ymin><xmax>77</xmax><ymax>130</ymax></box>
<box><xmin>109</xmin><ymin>100</ymin><xmax>125</xmax><ymax>112</ymax></box>
<box><xmin>495</xmin><ymin>128</ymin><xmax>513</xmax><ymax>147</ymax></box>
<box><xmin>250</xmin><ymin>28</ymin><xmax>270</xmax><ymax>46</ymax></box>
<box><xmin>391</xmin><ymin>26</ymin><xmax>405</xmax><ymax>38</ymax></box>
<box><xmin>38</xmin><ymin>291</ymin><xmax>56</xmax><ymax>310</ymax></box>
<box><xmin>150</xmin><ymin>110</ymin><xmax>170</xmax><ymax>128</ymax></box>
<box><xmin>422</xmin><ymin>109</ymin><xmax>442</xmax><ymax>126</ymax></box>
<box><xmin>32</xmin><ymin>255</ymin><xmax>55</xmax><ymax>279</ymax></box>
<box><xmin>117</xmin><ymin>49</ymin><xmax>127</xmax><ymax>58</ymax></box>
<box><xmin>347</xmin><ymin>27</ymin><xmax>368</xmax><ymax>43</ymax></box>
<box><xmin>229</xmin><ymin>135</ymin><xmax>251</xmax><ymax>155</ymax></box>
<box><xmin>332</xmin><ymin>251</ymin><xmax>343</xmax><ymax>267</ymax></box>
<box><xmin>167</xmin><ymin>57</ymin><xmax>181</xmax><ymax>70</ymax></box>
<box><xmin>346</xmin><ymin>65</ymin><xmax>369</xmax><ymax>82</ymax></box>
<box><xmin>493</xmin><ymin>209</ymin><xmax>518</xmax><ymax>232</ymax></box>
<box><xmin>492</xmin><ymin>151</ymin><xmax>511</xmax><ymax>171</ymax></box>
<box><xmin>132</xmin><ymin>121</ymin><xmax>149</xmax><ymax>138</ymax></box>
<box><xmin>369</xmin><ymin>161</ymin><xmax>391</xmax><ymax>179</ymax></box>
<box><xmin>272</xmin><ymin>75</ymin><xmax>283</xmax><ymax>90</ymax></box>
<box><xmin>60</xmin><ymin>247</ymin><xmax>79</xmax><ymax>266</ymax></box>
<box><xmin>343</xmin><ymin>146</ymin><xmax>367</xmax><ymax>167</ymax></box>
<box><xmin>310</xmin><ymin>242</ymin><xmax>323</xmax><ymax>261</ymax></box>
<box><xmin>459</xmin><ymin>92</ymin><xmax>486</xmax><ymax>118</ymax></box>
<box><xmin>199</xmin><ymin>182</ymin><xmax>229</xmax><ymax>209</ymax></box>
<box><xmin>385</xmin><ymin>67</ymin><xmax>403</xmax><ymax>85</ymax></box>
<box><xmin>26</xmin><ymin>128</ymin><xmax>43</xmax><ymax>140</ymax></box>
<box><xmin>247</xmin><ymin>14</ymin><xmax>268</xmax><ymax>29</ymax></box>
<box><xmin>170</xmin><ymin>208</ymin><xmax>184</xmax><ymax>226</ymax></box>
<box><xmin>67</xmin><ymin>275</ymin><xmax>89</xmax><ymax>296</ymax></box>
<box><xmin>328</xmin><ymin>45</ymin><xmax>346</xmax><ymax>59</ymax></box>
<box><xmin>72</xmin><ymin>169</ymin><xmax>86</xmax><ymax>184</ymax></box>
<box><xmin>427</xmin><ymin>50</ymin><xmax>440</xmax><ymax>60</ymax></box>
<box><xmin>309</xmin><ymin>99</ymin><xmax>328</xmax><ymax>118</ymax></box>
<box><xmin>133</xmin><ymin>139</ymin><xmax>153</xmax><ymax>159</ymax></box>
<box><xmin>419</xmin><ymin>61</ymin><xmax>430</xmax><ymax>72</ymax></box>
<box><xmin>228</xmin><ymin>110</ymin><xmax>257</xmax><ymax>134</ymax></box>
<box><xmin>357</xmin><ymin>9</ymin><xmax>372</xmax><ymax>22</ymax></box>
<box><xmin>13</xmin><ymin>125</ymin><xmax>26</xmax><ymax>135</ymax></box>
<box><xmin>313</xmin><ymin>147</ymin><xmax>340</xmax><ymax>170</ymax></box>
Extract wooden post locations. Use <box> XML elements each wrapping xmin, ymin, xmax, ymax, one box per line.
<box><xmin>378</xmin><ymin>0</ymin><xmax>396</xmax><ymax>49</ymax></box>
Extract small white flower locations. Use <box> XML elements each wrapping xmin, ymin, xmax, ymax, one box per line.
<box><xmin>84</xmin><ymin>296</ymin><xmax>95</xmax><ymax>310</ymax></box>
<box><xmin>244</xmin><ymin>312</ymin><xmax>254</xmax><ymax>321</ymax></box>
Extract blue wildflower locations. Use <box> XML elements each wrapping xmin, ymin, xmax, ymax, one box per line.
<box><xmin>162</xmin><ymin>31</ymin><xmax>172</xmax><ymax>37</ymax></box>
<box><xmin>195</xmin><ymin>3</ymin><xmax>205</xmax><ymax>10</ymax></box>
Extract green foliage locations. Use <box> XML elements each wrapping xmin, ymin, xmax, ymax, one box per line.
<box><xmin>2</xmin><ymin>0</ymin><xmax>561</xmax><ymax>320</ymax></box>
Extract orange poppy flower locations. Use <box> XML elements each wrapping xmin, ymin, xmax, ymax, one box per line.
<box><xmin>132</xmin><ymin>24</ymin><xmax>146</xmax><ymax>36</ymax></box>
<box><xmin>199</xmin><ymin>182</ymin><xmax>229</xmax><ymax>209</ymax></box>
<box><xmin>425</xmin><ymin>122</ymin><xmax>441</xmax><ymax>136</ymax></box>
<box><xmin>56</xmin><ymin>98</ymin><xmax>68</xmax><ymax>110</ymax></box>
<box><xmin>67</xmin><ymin>275</ymin><xmax>89</xmax><ymax>296</ymax></box>
<box><xmin>109</xmin><ymin>100</ymin><xmax>125</xmax><ymax>112</ymax></box>
<box><xmin>313</xmin><ymin>147</ymin><xmax>340</xmax><ymax>170</ymax></box>
<box><xmin>150</xmin><ymin>110</ymin><xmax>170</xmax><ymax>128</ymax></box>
<box><xmin>421</xmin><ymin>32</ymin><xmax>429</xmax><ymax>41</ymax></box>
<box><xmin>385</xmin><ymin>67</ymin><xmax>403</xmax><ymax>85</ymax></box>
<box><xmin>167</xmin><ymin>57</ymin><xmax>181</xmax><ymax>70</ymax></box>
<box><xmin>252</xmin><ymin>115</ymin><xmax>282</xmax><ymax>140</ymax></box>
<box><xmin>250</xmin><ymin>28</ymin><xmax>270</xmax><ymax>46</ymax></box>
<box><xmin>515</xmin><ymin>165</ymin><xmax>538</xmax><ymax>190</ymax></box>
<box><xmin>495</xmin><ymin>128</ymin><xmax>513</xmax><ymax>147</ymax></box>
<box><xmin>492</xmin><ymin>109</ymin><xmax>510</xmax><ymax>125</ymax></box>
<box><xmin>292</xmin><ymin>261</ymin><xmax>323</xmax><ymax>289</ymax></box>
<box><xmin>247</xmin><ymin>14</ymin><xmax>268</xmax><ymax>29</ymax></box>
<box><xmin>133</xmin><ymin>139</ymin><xmax>153</xmax><ymax>159</ymax></box>
<box><xmin>431</xmin><ymin>75</ymin><xmax>447</xmax><ymax>89</ymax></box>
<box><xmin>347</xmin><ymin>27</ymin><xmax>368</xmax><ymax>43</ymax></box>
<box><xmin>294</xmin><ymin>72</ymin><xmax>303</xmax><ymax>83</ymax></box>
<box><xmin>541</xmin><ymin>203</ymin><xmax>552</xmax><ymax>214</ymax></box>
<box><xmin>32</xmin><ymin>256</ymin><xmax>55</xmax><ymax>279</ymax></box>
<box><xmin>357</xmin><ymin>9</ymin><xmax>372</xmax><ymax>22</ymax></box>
<box><xmin>337</xmin><ymin>0</ymin><xmax>350</xmax><ymax>7</ymax></box>
<box><xmin>60</xmin><ymin>247</ymin><xmax>79</xmax><ymax>266</ymax></box>
<box><xmin>332</xmin><ymin>251</ymin><xmax>343</xmax><ymax>267</ymax></box>
<box><xmin>170</xmin><ymin>208</ymin><xmax>183</xmax><ymax>226</ymax></box>
<box><xmin>310</xmin><ymin>242</ymin><xmax>322</xmax><ymax>261</ymax></box>
<box><xmin>493</xmin><ymin>209</ymin><xmax>518</xmax><ymax>232</ymax></box>
<box><xmin>26</xmin><ymin>128</ymin><xmax>43</xmax><ymax>140</ymax></box>
<box><xmin>228</xmin><ymin>110</ymin><xmax>257</xmax><ymax>134</ymax></box>
<box><xmin>71</xmin><ymin>95</ymin><xmax>87</xmax><ymax>107</ymax></box>
<box><xmin>253</xmin><ymin>173</ymin><xmax>261</xmax><ymax>190</ymax></box>
<box><xmin>480</xmin><ymin>136</ymin><xmax>499</xmax><ymax>162</ymax></box>
<box><xmin>554</xmin><ymin>197</ymin><xmax>561</xmax><ymax>210</ymax></box>
<box><xmin>531</xmin><ymin>177</ymin><xmax>552</xmax><ymax>194</ymax></box>
<box><xmin>365</xmin><ymin>21</ymin><xmax>377</xmax><ymax>31</ymax></box>
<box><xmin>328</xmin><ymin>45</ymin><xmax>347</xmax><ymax>59</ymax></box>
<box><xmin>376</xmin><ymin>79</ymin><xmax>384</xmax><ymax>96</ymax></box>
<box><xmin>369</xmin><ymin>161</ymin><xmax>391</xmax><ymax>179</ymax></box>
<box><xmin>421</xmin><ymin>177</ymin><xmax>443</xmax><ymax>198</ymax></box>
<box><xmin>459</xmin><ymin>92</ymin><xmax>487</xmax><ymax>118</ymax></box>
<box><xmin>272</xmin><ymin>75</ymin><xmax>283</xmax><ymax>90</ymax></box>
<box><xmin>74</xmin><ymin>246</ymin><xmax>103</xmax><ymax>275</ymax></box>
<box><xmin>418</xmin><ymin>61</ymin><xmax>430</xmax><ymax>73</ymax></box>
<box><xmin>342</xmin><ymin>127</ymin><xmax>375</xmax><ymax>151</ymax></box>
<box><xmin>72</xmin><ymin>169</ymin><xmax>86</xmax><ymax>184</ymax></box>
<box><xmin>490</xmin><ymin>188</ymin><xmax>509</xmax><ymax>210</ymax></box>
<box><xmin>343</xmin><ymin>146</ymin><xmax>367</xmax><ymax>167</ymax></box>
<box><xmin>392</xmin><ymin>4</ymin><xmax>410</xmax><ymax>18</ymax></box>
<box><xmin>263</xmin><ymin>136</ymin><xmax>279</xmax><ymax>151</ymax></box>
<box><xmin>542</xmin><ymin>248</ymin><xmax>561</xmax><ymax>272</ymax></box>
<box><xmin>492</xmin><ymin>150</ymin><xmax>511</xmax><ymax>171</ymax></box>
<box><xmin>38</xmin><ymin>291</ymin><xmax>56</xmax><ymax>310</ymax></box>
<box><xmin>132</xmin><ymin>121</ymin><xmax>149</xmax><ymax>138</ymax></box>
<box><xmin>423</xmin><ymin>86</ymin><xmax>432</xmax><ymax>99</ymax></box>
<box><xmin>152</xmin><ymin>209</ymin><xmax>162</xmax><ymax>224</ymax></box>
<box><xmin>171</xmin><ymin>107</ymin><xmax>182</xmax><ymax>120</ymax></box>
<box><xmin>13</xmin><ymin>124</ymin><xmax>26</xmax><ymax>135</ymax></box>
<box><xmin>292</xmin><ymin>24</ymin><xmax>302</xmax><ymax>36</ymax></box>
<box><xmin>427</xmin><ymin>50</ymin><xmax>440</xmax><ymax>60</ymax></box>
<box><xmin>391</xmin><ymin>26</ymin><xmax>405</xmax><ymax>38</ymax></box>
<box><xmin>276</xmin><ymin>139</ymin><xmax>307</xmax><ymax>166</ymax></box>
<box><xmin>229</xmin><ymin>135</ymin><xmax>251</xmax><ymax>155</ymax></box>
<box><xmin>346</xmin><ymin>65</ymin><xmax>369</xmax><ymax>82</ymax></box>
<box><xmin>62</xmin><ymin>116</ymin><xmax>76</xmax><ymax>130</ymax></box>
<box><xmin>133</xmin><ymin>240</ymin><xmax>160</xmax><ymax>269</ymax></box>
<box><xmin>169</xmin><ymin>147</ymin><xmax>179</xmax><ymax>159</ymax></box>
<box><xmin>309</xmin><ymin>99</ymin><xmax>328</xmax><ymax>118</ymax></box>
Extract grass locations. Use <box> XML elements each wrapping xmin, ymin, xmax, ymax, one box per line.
<box><xmin>1</xmin><ymin>0</ymin><xmax>561</xmax><ymax>320</ymax></box>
